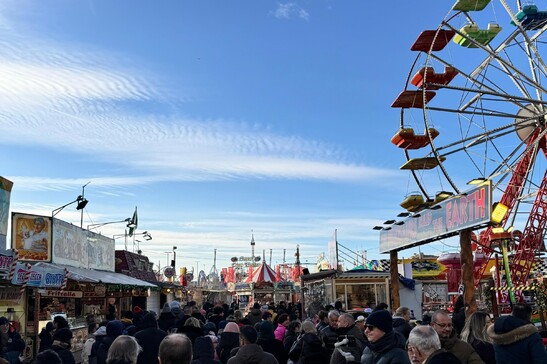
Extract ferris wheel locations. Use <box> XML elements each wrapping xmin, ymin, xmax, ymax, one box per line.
<box><xmin>391</xmin><ymin>1</ymin><xmax>547</xmax><ymax>292</ymax></box>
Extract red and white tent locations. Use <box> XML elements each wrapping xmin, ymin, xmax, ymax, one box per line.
<box><xmin>246</xmin><ymin>262</ymin><xmax>277</xmax><ymax>283</ymax></box>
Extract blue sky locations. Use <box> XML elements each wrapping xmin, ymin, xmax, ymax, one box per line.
<box><xmin>1</xmin><ymin>1</ymin><xmax>544</xmax><ymax>275</ymax></box>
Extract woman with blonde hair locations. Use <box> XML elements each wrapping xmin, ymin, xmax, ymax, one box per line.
<box><xmin>177</xmin><ymin>317</ymin><xmax>204</xmax><ymax>344</ymax></box>
<box><xmin>460</xmin><ymin>311</ymin><xmax>495</xmax><ymax>364</ymax></box>
<box><xmin>106</xmin><ymin>335</ymin><xmax>141</xmax><ymax>364</ymax></box>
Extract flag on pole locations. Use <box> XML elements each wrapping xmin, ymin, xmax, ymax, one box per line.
<box><xmin>129</xmin><ymin>207</ymin><xmax>138</xmax><ymax>237</ymax></box>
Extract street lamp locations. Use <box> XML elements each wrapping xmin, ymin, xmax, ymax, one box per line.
<box><xmin>87</xmin><ymin>218</ymin><xmax>134</xmax><ymax>231</ymax></box>
<box><xmin>114</xmin><ymin>231</ymin><xmax>152</xmax><ymax>251</ymax></box>
<box><xmin>52</xmin><ymin>195</ymin><xmax>89</xmax><ymax>218</ymax></box>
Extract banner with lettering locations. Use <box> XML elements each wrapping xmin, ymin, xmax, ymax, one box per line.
<box><xmin>0</xmin><ymin>249</ymin><xmax>17</xmax><ymax>278</ymax></box>
<box><xmin>11</xmin><ymin>262</ymin><xmax>30</xmax><ymax>285</ymax></box>
<box><xmin>27</xmin><ymin>265</ymin><xmax>66</xmax><ymax>288</ymax></box>
<box><xmin>0</xmin><ymin>177</ymin><xmax>13</xmax><ymax>251</ymax></box>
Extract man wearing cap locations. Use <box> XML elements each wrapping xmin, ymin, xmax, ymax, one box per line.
<box><xmin>227</xmin><ymin>325</ymin><xmax>278</xmax><ymax>364</ymax></box>
<box><xmin>0</xmin><ymin>316</ymin><xmax>22</xmax><ymax>359</ymax></box>
<box><xmin>360</xmin><ymin>310</ymin><xmax>409</xmax><ymax>364</ymax></box>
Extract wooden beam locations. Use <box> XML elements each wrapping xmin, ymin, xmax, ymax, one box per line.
<box><xmin>460</xmin><ymin>229</ymin><xmax>477</xmax><ymax>317</ymax></box>
<box><xmin>390</xmin><ymin>250</ymin><xmax>400</xmax><ymax>311</ymax></box>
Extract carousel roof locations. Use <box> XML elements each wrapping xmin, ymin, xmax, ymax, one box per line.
<box><xmin>246</xmin><ymin>262</ymin><xmax>277</xmax><ymax>283</ymax></box>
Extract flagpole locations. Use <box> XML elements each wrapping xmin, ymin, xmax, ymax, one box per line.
<box><xmin>335</xmin><ymin>229</ymin><xmax>339</xmax><ymax>271</ymax></box>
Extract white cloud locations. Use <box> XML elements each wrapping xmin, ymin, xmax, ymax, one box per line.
<box><xmin>0</xmin><ymin>5</ymin><xmax>401</xmax><ymax>189</ymax></box>
<box><xmin>274</xmin><ymin>3</ymin><xmax>310</xmax><ymax>21</ymax></box>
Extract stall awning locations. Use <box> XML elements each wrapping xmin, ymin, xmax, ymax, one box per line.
<box><xmin>34</xmin><ymin>262</ymin><xmax>157</xmax><ymax>288</ymax></box>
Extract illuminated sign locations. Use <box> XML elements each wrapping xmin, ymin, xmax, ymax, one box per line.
<box><xmin>379</xmin><ymin>182</ymin><xmax>492</xmax><ymax>253</ymax></box>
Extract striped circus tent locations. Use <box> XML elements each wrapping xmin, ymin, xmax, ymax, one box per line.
<box><xmin>246</xmin><ymin>262</ymin><xmax>277</xmax><ymax>283</ymax></box>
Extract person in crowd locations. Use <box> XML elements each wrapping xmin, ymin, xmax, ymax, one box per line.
<box><xmin>256</xmin><ymin>321</ymin><xmax>287</xmax><ymax>364</ymax></box>
<box><xmin>177</xmin><ymin>317</ymin><xmax>203</xmax><ymax>345</ymax></box>
<box><xmin>169</xmin><ymin>301</ymin><xmax>184</xmax><ymax>323</ymax></box>
<box><xmin>158</xmin><ymin>334</ymin><xmax>192</xmax><ymax>364</ymax></box>
<box><xmin>330</xmin><ymin>313</ymin><xmax>366</xmax><ymax>364</ymax></box>
<box><xmin>288</xmin><ymin>320</ymin><xmax>328</xmax><ymax>364</ymax></box>
<box><xmin>320</xmin><ymin>310</ymin><xmax>340</xmax><ymax>356</ymax></box>
<box><xmin>94</xmin><ymin>320</ymin><xmax>124</xmax><ymax>364</ymax></box>
<box><xmin>134</xmin><ymin>312</ymin><xmax>167</xmax><ymax>364</ymax></box>
<box><xmin>34</xmin><ymin>349</ymin><xmax>62</xmax><ymax>364</ymax></box>
<box><xmin>392</xmin><ymin>307</ymin><xmax>413</xmax><ymax>340</ymax></box>
<box><xmin>262</xmin><ymin>311</ymin><xmax>273</xmax><ymax>324</ymax></box>
<box><xmin>203</xmin><ymin>322</ymin><xmax>217</xmax><ymax>336</ymax></box>
<box><xmin>273</xmin><ymin>314</ymin><xmax>289</xmax><ymax>342</ymax></box>
<box><xmin>354</xmin><ymin>316</ymin><xmax>365</xmax><ymax>334</ymax></box>
<box><xmin>89</xmin><ymin>322</ymin><xmax>108</xmax><ymax>364</ymax></box>
<box><xmin>38</xmin><ymin>322</ymin><xmax>54</xmax><ymax>352</ymax></box>
<box><xmin>373</xmin><ymin>303</ymin><xmax>388</xmax><ymax>312</ymax></box>
<box><xmin>452</xmin><ymin>296</ymin><xmax>466</xmax><ymax>337</ymax></box>
<box><xmin>81</xmin><ymin>323</ymin><xmax>98</xmax><ymax>364</ymax></box>
<box><xmin>406</xmin><ymin>326</ymin><xmax>459</xmax><ymax>364</ymax></box>
<box><xmin>106</xmin><ymin>335</ymin><xmax>141</xmax><ymax>364</ymax></box>
<box><xmin>192</xmin><ymin>306</ymin><xmax>207</xmax><ymax>324</ymax></box>
<box><xmin>283</xmin><ymin>320</ymin><xmax>301</xmax><ymax>355</ymax></box>
<box><xmin>157</xmin><ymin>303</ymin><xmax>176</xmax><ymax>333</ymax></box>
<box><xmin>460</xmin><ymin>311</ymin><xmax>495</xmax><ymax>364</ymax></box>
<box><xmin>217</xmin><ymin>322</ymin><xmax>240</xmax><ymax>364</ymax></box>
<box><xmin>316</xmin><ymin>310</ymin><xmax>329</xmax><ymax>333</ymax></box>
<box><xmin>246</xmin><ymin>303</ymin><xmax>263</xmax><ymax>326</ymax></box>
<box><xmin>233</xmin><ymin>310</ymin><xmax>243</xmax><ymax>325</ymax></box>
<box><xmin>227</xmin><ymin>325</ymin><xmax>278</xmax><ymax>364</ymax></box>
<box><xmin>360</xmin><ymin>309</ymin><xmax>409</xmax><ymax>364</ymax></box>
<box><xmin>208</xmin><ymin>306</ymin><xmax>225</xmax><ymax>331</ymax></box>
<box><xmin>430</xmin><ymin>310</ymin><xmax>484</xmax><ymax>364</ymax></box>
<box><xmin>192</xmin><ymin>336</ymin><xmax>221</xmax><ymax>364</ymax></box>
<box><xmin>3</xmin><ymin>336</ymin><xmax>25</xmax><ymax>364</ymax></box>
<box><xmin>120</xmin><ymin>312</ymin><xmax>135</xmax><ymax>335</ymax></box>
<box><xmin>487</xmin><ymin>303</ymin><xmax>547</xmax><ymax>364</ymax></box>
<box><xmin>334</xmin><ymin>301</ymin><xmax>345</xmax><ymax>313</ymax></box>
<box><xmin>50</xmin><ymin>328</ymin><xmax>76</xmax><ymax>364</ymax></box>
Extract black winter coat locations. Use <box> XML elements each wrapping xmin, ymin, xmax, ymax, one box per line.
<box><xmin>51</xmin><ymin>343</ymin><xmax>76</xmax><ymax>364</ymax></box>
<box><xmin>392</xmin><ymin>318</ymin><xmax>412</xmax><ymax>340</ymax></box>
<box><xmin>216</xmin><ymin>331</ymin><xmax>240</xmax><ymax>364</ymax></box>
<box><xmin>360</xmin><ymin>331</ymin><xmax>410</xmax><ymax>364</ymax></box>
<box><xmin>288</xmin><ymin>332</ymin><xmax>329</xmax><ymax>364</ymax></box>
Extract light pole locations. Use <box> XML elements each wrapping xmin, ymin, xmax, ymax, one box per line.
<box><xmin>172</xmin><ymin>246</ymin><xmax>177</xmax><ymax>268</ymax></box>
<box><xmin>80</xmin><ymin>181</ymin><xmax>91</xmax><ymax>228</ymax></box>
<box><xmin>164</xmin><ymin>251</ymin><xmax>173</xmax><ymax>268</ymax></box>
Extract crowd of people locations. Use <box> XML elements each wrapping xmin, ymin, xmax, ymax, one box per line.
<box><xmin>1</xmin><ymin>298</ymin><xmax>547</xmax><ymax>364</ymax></box>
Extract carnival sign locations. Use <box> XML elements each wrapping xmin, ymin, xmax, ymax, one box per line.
<box><xmin>379</xmin><ymin>182</ymin><xmax>492</xmax><ymax>253</ymax></box>
<box><xmin>38</xmin><ymin>289</ymin><xmax>83</xmax><ymax>298</ymax></box>
<box><xmin>11</xmin><ymin>262</ymin><xmax>30</xmax><ymax>285</ymax></box>
<box><xmin>27</xmin><ymin>265</ymin><xmax>66</xmax><ymax>288</ymax></box>
<box><xmin>0</xmin><ymin>249</ymin><xmax>16</xmax><ymax>273</ymax></box>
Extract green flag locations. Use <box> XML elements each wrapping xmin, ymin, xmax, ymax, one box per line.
<box><xmin>128</xmin><ymin>207</ymin><xmax>138</xmax><ymax>237</ymax></box>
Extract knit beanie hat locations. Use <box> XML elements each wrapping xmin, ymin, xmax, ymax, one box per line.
<box><xmin>223</xmin><ymin>322</ymin><xmax>240</xmax><ymax>333</ymax></box>
<box><xmin>365</xmin><ymin>310</ymin><xmax>393</xmax><ymax>333</ymax></box>
<box><xmin>106</xmin><ymin>320</ymin><xmax>124</xmax><ymax>337</ymax></box>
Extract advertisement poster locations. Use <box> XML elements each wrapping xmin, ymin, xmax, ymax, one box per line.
<box><xmin>12</xmin><ymin>213</ymin><xmax>52</xmax><ymax>261</ymax></box>
<box><xmin>52</xmin><ymin>218</ymin><xmax>114</xmax><ymax>271</ymax></box>
<box><xmin>0</xmin><ymin>177</ymin><xmax>14</xmax><ymax>250</ymax></box>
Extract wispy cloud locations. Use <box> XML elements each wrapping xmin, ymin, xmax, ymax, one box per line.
<box><xmin>273</xmin><ymin>3</ymin><xmax>310</xmax><ymax>21</ymax></box>
<box><xmin>0</xmin><ymin>6</ymin><xmax>401</xmax><ymax>192</ymax></box>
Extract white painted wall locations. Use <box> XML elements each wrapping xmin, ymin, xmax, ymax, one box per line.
<box><xmin>399</xmin><ymin>281</ymin><xmax>422</xmax><ymax>320</ymax></box>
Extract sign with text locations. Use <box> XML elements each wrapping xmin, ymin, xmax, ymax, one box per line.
<box><xmin>0</xmin><ymin>177</ymin><xmax>13</xmax><ymax>251</ymax></box>
<box><xmin>38</xmin><ymin>289</ymin><xmax>83</xmax><ymax>298</ymax></box>
<box><xmin>52</xmin><ymin>219</ymin><xmax>114</xmax><ymax>271</ymax></box>
<box><xmin>379</xmin><ymin>182</ymin><xmax>492</xmax><ymax>253</ymax></box>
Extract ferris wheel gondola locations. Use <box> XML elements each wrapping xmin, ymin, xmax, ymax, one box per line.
<box><xmin>391</xmin><ymin>1</ymin><xmax>547</xmax><ymax>298</ymax></box>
